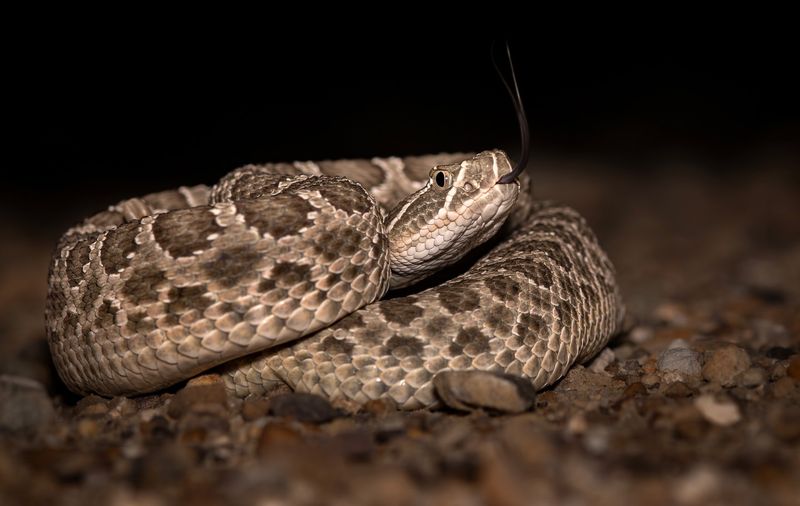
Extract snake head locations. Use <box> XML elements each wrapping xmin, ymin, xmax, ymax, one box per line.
<box><xmin>385</xmin><ymin>149</ymin><xmax>520</xmax><ymax>289</ymax></box>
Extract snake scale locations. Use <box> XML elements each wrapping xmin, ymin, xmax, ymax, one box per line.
<box><xmin>46</xmin><ymin>150</ymin><xmax>624</xmax><ymax>409</ymax></box>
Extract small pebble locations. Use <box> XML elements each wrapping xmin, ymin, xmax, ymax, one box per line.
<box><xmin>359</xmin><ymin>398</ymin><xmax>398</xmax><ymax>417</ymax></box>
<box><xmin>702</xmin><ymin>345</ymin><xmax>751</xmax><ymax>387</ymax></box>
<box><xmin>167</xmin><ymin>379</ymin><xmax>228</xmax><ymax>419</ymax></box>
<box><xmin>658</xmin><ymin>346</ymin><xmax>702</xmax><ymax>383</ymax></box>
<box><xmin>433</xmin><ymin>371</ymin><xmax>536</xmax><ymax>414</ymax></box>
<box><xmin>663</xmin><ymin>381</ymin><xmax>695</xmax><ymax>398</ymax></box>
<box><xmin>588</xmin><ymin>348</ymin><xmax>616</xmax><ymax>374</ymax></box>
<box><xmin>737</xmin><ymin>367</ymin><xmax>767</xmax><ymax>388</ymax></box>
<box><xmin>241</xmin><ymin>397</ymin><xmax>269</xmax><ymax>421</ymax></box>
<box><xmin>769</xmin><ymin>377</ymin><xmax>796</xmax><ymax>398</ymax></box>
<box><xmin>629</xmin><ymin>326</ymin><xmax>654</xmax><ymax>343</ymax></box>
<box><xmin>268</xmin><ymin>393</ymin><xmax>339</xmax><ymax>423</ymax></box>
<box><xmin>0</xmin><ymin>375</ymin><xmax>55</xmax><ymax>434</ymax></box>
<box><xmin>787</xmin><ymin>355</ymin><xmax>800</xmax><ymax>380</ymax></box>
<box><xmin>765</xmin><ymin>346</ymin><xmax>795</xmax><ymax>360</ymax></box>
<box><xmin>653</xmin><ymin>302</ymin><xmax>689</xmax><ymax>326</ymax></box>
<box><xmin>257</xmin><ymin>422</ymin><xmax>303</xmax><ymax>456</ymax></box>
<box><xmin>766</xmin><ymin>405</ymin><xmax>800</xmax><ymax>442</ymax></box>
<box><xmin>641</xmin><ymin>374</ymin><xmax>660</xmax><ymax>388</ymax></box>
<box><xmin>693</xmin><ymin>395</ymin><xmax>741</xmax><ymax>426</ymax></box>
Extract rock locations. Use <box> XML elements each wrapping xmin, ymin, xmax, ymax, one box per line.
<box><xmin>267</xmin><ymin>393</ymin><xmax>339</xmax><ymax>423</ymax></box>
<box><xmin>588</xmin><ymin>348</ymin><xmax>616</xmax><ymax>374</ymax></box>
<box><xmin>787</xmin><ymin>355</ymin><xmax>800</xmax><ymax>380</ymax></box>
<box><xmin>657</xmin><ymin>346</ymin><xmax>702</xmax><ymax>383</ymax></box>
<box><xmin>674</xmin><ymin>466</ymin><xmax>722</xmax><ymax>504</ymax></box>
<box><xmin>653</xmin><ymin>302</ymin><xmax>689</xmax><ymax>326</ymax></box>
<box><xmin>359</xmin><ymin>398</ymin><xmax>398</xmax><ymax>417</ymax></box>
<box><xmin>256</xmin><ymin>422</ymin><xmax>303</xmax><ymax>456</ymax></box>
<box><xmin>641</xmin><ymin>374</ymin><xmax>660</xmax><ymax>388</ymax></box>
<box><xmin>693</xmin><ymin>395</ymin><xmax>741</xmax><ymax>426</ymax></box>
<box><xmin>766</xmin><ymin>405</ymin><xmax>800</xmax><ymax>442</ymax></box>
<box><xmin>167</xmin><ymin>377</ymin><xmax>228</xmax><ymax>419</ymax></box>
<box><xmin>621</xmin><ymin>381</ymin><xmax>647</xmax><ymax>400</ymax></box>
<box><xmin>629</xmin><ymin>326</ymin><xmax>654</xmax><ymax>344</ymax></box>
<box><xmin>765</xmin><ymin>346</ymin><xmax>795</xmax><ymax>360</ymax></box>
<box><xmin>433</xmin><ymin>371</ymin><xmax>536</xmax><ymax>414</ymax></box>
<box><xmin>0</xmin><ymin>374</ymin><xmax>55</xmax><ymax>434</ymax></box>
<box><xmin>737</xmin><ymin>367</ymin><xmax>767</xmax><ymax>388</ymax></box>
<box><xmin>663</xmin><ymin>381</ymin><xmax>695</xmax><ymax>398</ymax></box>
<box><xmin>241</xmin><ymin>397</ymin><xmax>269</xmax><ymax>421</ymax></box>
<box><xmin>769</xmin><ymin>377</ymin><xmax>796</xmax><ymax>398</ymax></box>
<box><xmin>76</xmin><ymin>395</ymin><xmax>110</xmax><ymax>418</ymax></box>
<box><xmin>702</xmin><ymin>345</ymin><xmax>751</xmax><ymax>387</ymax></box>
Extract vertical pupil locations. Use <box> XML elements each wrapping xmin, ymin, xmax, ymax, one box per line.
<box><xmin>435</xmin><ymin>172</ymin><xmax>445</xmax><ymax>187</ymax></box>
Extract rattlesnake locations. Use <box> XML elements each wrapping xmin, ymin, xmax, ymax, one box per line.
<box><xmin>46</xmin><ymin>150</ymin><xmax>624</xmax><ymax>409</ymax></box>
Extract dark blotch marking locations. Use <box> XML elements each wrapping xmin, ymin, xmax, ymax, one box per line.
<box><xmin>101</xmin><ymin>222</ymin><xmax>140</xmax><ymax>275</ymax></box>
<box><xmin>94</xmin><ymin>299</ymin><xmax>118</xmax><ymax>329</ymax></box>
<box><xmin>66</xmin><ymin>238</ymin><xmax>95</xmax><ymax>288</ymax></box>
<box><xmin>238</xmin><ymin>194</ymin><xmax>313</xmax><ymax>238</ymax></box>
<box><xmin>201</xmin><ymin>244</ymin><xmax>262</xmax><ymax>288</ymax></box>
<box><xmin>167</xmin><ymin>285</ymin><xmax>212</xmax><ymax>313</ymax></box>
<box><xmin>484</xmin><ymin>303</ymin><xmax>515</xmax><ymax>333</ymax></box>
<box><xmin>485</xmin><ymin>276</ymin><xmax>523</xmax><ymax>300</ymax></box>
<box><xmin>385</xmin><ymin>335</ymin><xmax>424</xmax><ymax>358</ymax></box>
<box><xmin>558</xmin><ymin>301</ymin><xmax>576</xmax><ymax>330</ymax></box>
<box><xmin>532</xmin><ymin>239</ymin><xmax>573</xmax><ymax>272</ymax></box>
<box><xmin>437</xmin><ymin>286</ymin><xmax>481</xmax><ymax>314</ymax></box>
<box><xmin>315</xmin><ymin>225</ymin><xmax>364</xmax><ymax>263</ymax></box>
<box><xmin>257</xmin><ymin>278</ymin><xmax>276</xmax><ymax>293</ymax></box>
<box><xmin>121</xmin><ymin>266</ymin><xmax>166</xmax><ymax>305</ymax></box>
<box><xmin>515</xmin><ymin>313</ymin><xmax>547</xmax><ymax>340</ymax></box>
<box><xmin>319</xmin><ymin>334</ymin><xmax>356</xmax><ymax>355</ymax></box>
<box><xmin>126</xmin><ymin>310</ymin><xmax>156</xmax><ymax>334</ymax></box>
<box><xmin>317</xmin><ymin>183</ymin><xmax>371</xmax><ymax>214</ymax></box>
<box><xmin>454</xmin><ymin>326</ymin><xmax>490</xmax><ymax>354</ymax></box>
<box><xmin>270</xmin><ymin>262</ymin><xmax>311</xmax><ymax>287</ymax></box>
<box><xmin>379</xmin><ymin>298</ymin><xmax>424</xmax><ymax>325</ymax></box>
<box><xmin>528</xmin><ymin>263</ymin><xmax>554</xmax><ymax>288</ymax></box>
<box><xmin>152</xmin><ymin>208</ymin><xmax>223</xmax><ymax>258</ymax></box>
<box><xmin>336</xmin><ymin>312</ymin><xmax>365</xmax><ymax>330</ymax></box>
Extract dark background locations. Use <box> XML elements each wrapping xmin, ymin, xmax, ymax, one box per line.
<box><xmin>8</xmin><ymin>31</ymin><xmax>799</xmax><ymax>234</ymax></box>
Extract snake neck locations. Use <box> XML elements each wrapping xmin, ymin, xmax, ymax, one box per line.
<box><xmin>384</xmin><ymin>150</ymin><xmax>520</xmax><ymax>290</ymax></box>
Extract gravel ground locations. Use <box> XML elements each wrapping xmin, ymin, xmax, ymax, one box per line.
<box><xmin>1</xmin><ymin>156</ymin><xmax>798</xmax><ymax>506</ymax></box>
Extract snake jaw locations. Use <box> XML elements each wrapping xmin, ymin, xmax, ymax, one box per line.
<box><xmin>386</xmin><ymin>150</ymin><xmax>520</xmax><ymax>289</ymax></box>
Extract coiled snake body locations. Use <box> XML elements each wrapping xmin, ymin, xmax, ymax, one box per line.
<box><xmin>46</xmin><ymin>150</ymin><xmax>624</xmax><ymax>409</ymax></box>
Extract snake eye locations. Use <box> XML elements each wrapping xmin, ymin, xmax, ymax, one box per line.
<box><xmin>430</xmin><ymin>169</ymin><xmax>452</xmax><ymax>190</ymax></box>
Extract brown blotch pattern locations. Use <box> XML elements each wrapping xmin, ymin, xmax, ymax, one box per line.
<box><xmin>318</xmin><ymin>334</ymin><xmax>356</xmax><ymax>355</ymax></box>
<box><xmin>385</xmin><ymin>335</ymin><xmax>424</xmax><ymax>358</ymax></box>
<box><xmin>66</xmin><ymin>239</ymin><xmax>94</xmax><ymax>288</ymax></box>
<box><xmin>313</xmin><ymin>225</ymin><xmax>364</xmax><ymax>263</ymax></box>
<box><xmin>201</xmin><ymin>244</ymin><xmax>262</xmax><ymax>288</ymax></box>
<box><xmin>152</xmin><ymin>208</ymin><xmax>222</xmax><ymax>258</ymax></box>
<box><xmin>378</xmin><ymin>298</ymin><xmax>424</xmax><ymax>325</ymax></box>
<box><xmin>316</xmin><ymin>183</ymin><xmax>371</xmax><ymax>214</ymax></box>
<box><xmin>126</xmin><ymin>310</ymin><xmax>156</xmax><ymax>334</ymax></box>
<box><xmin>485</xmin><ymin>276</ymin><xmax>523</xmax><ymax>301</ymax></box>
<box><xmin>335</xmin><ymin>312</ymin><xmax>365</xmax><ymax>331</ymax></box>
<box><xmin>437</xmin><ymin>286</ymin><xmax>481</xmax><ymax>314</ymax></box>
<box><xmin>257</xmin><ymin>278</ymin><xmax>276</xmax><ymax>293</ymax></box>
<box><xmin>121</xmin><ymin>266</ymin><xmax>167</xmax><ymax>305</ymax></box>
<box><xmin>167</xmin><ymin>285</ymin><xmax>212</xmax><ymax>314</ymax></box>
<box><xmin>270</xmin><ymin>262</ymin><xmax>311</xmax><ymax>287</ymax></box>
<box><xmin>94</xmin><ymin>299</ymin><xmax>118</xmax><ymax>329</ymax></box>
<box><xmin>238</xmin><ymin>194</ymin><xmax>313</xmax><ymax>239</ymax></box>
<box><xmin>101</xmin><ymin>223</ymin><xmax>140</xmax><ymax>275</ymax></box>
<box><xmin>514</xmin><ymin>312</ymin><xmax>546</xmax><ymax>339</ymax></box>
<box><xmin>453</xmin><ymin>326</ymin><xmax>490</xmax><ymax>355</ymax></box>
